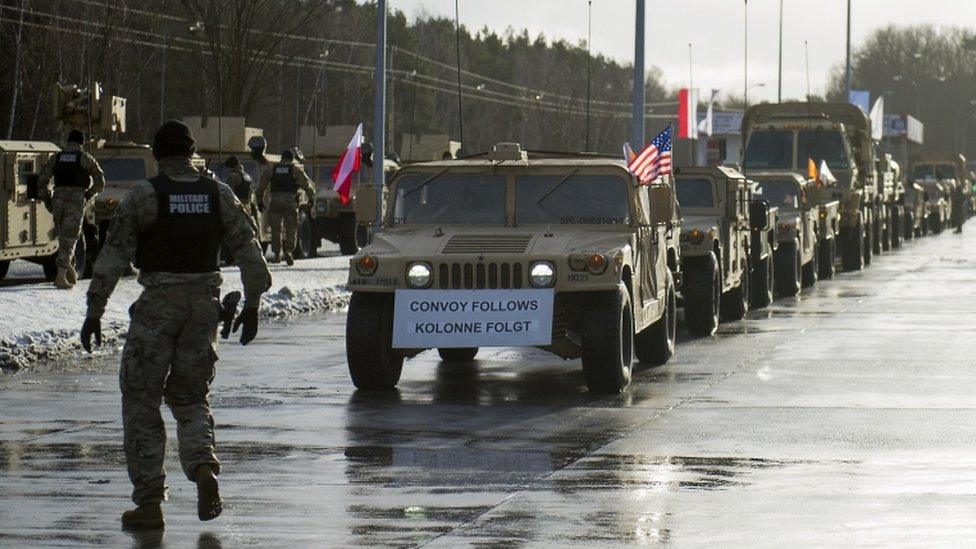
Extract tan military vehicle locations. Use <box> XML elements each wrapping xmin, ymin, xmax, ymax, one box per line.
<box><xmin>299</xmin><ymin>125</ymin><xmax>399</xmax><ymax>255</ymax></box>
<box><xmin>902</xmin><ymin>181</ymin><xmax>927</xmax><ymax>238</ymax></box>
<box><xmin>748</xmin><ymin>188</ymin><xmax>779</xmax><ymax>308</ymax></box>
<box><xmin>344</xmin><ymin>143</ymin><xmax>678</xmax><ymax>394</ymax></box>
<box><xmin>0</xmin><ymin>141</ymin><xmax>69</xmax><ymax>281</ymax></box>
<box><xmin>674</xmin><ymin>167</ymin><xmax>752</xmax><ymax>336</ymax></box>
<box><xmin>910</xmin><ymin>152</ymin><xmax>967</xmax><ymax>232</ymax></box>
<box><xmin>749</xmin><ymin>172</ymin><xmax>820</xmax><ymax>296</ymax></box>
<box><xmin>876</xmin><ymin>153</ymin><xmax>905</xmax><ymax>251</ymax></box>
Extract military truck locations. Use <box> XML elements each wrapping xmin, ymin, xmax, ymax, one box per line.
<box><xmin>0</xmin><ymin>141</ymin><xmax>79</xmax><ymax>281</ymax></box>
<box><xmin>743</xmin><ymin>103</ymin><xmax>878</xmax><ymax>272</ymax></box>
<box><xmin>748</xmin><ymin>190</ymin><xmax>779</xmax><ymax>308</ymax></box>
<box><xmin>675</xmin><ymin>167</ymin><xmax>752</xmax><ymax>336</ymax></box>
<box><xmin>749</xmin><ymin>172</ymin><xmax>820</xmax><ymax>296</ymax></box>
<box><xmin>344</xmin><ymin>143</ymin><xmax>678</xmax><ymax>394</ymax></box>
<box><xmin>910</xmin><ymin>152</ymin><xmax>969</xmax><ymax>231</ymax></box>
<box><xmin>299</xmin><ymin>125</ymin><xmax>400</xmax><ymax>255</ymax></box>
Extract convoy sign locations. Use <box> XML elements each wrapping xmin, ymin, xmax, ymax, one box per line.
<box><xmin>392</xmin><ymin>289</ymin><xmax>554</xmax><ymax>349</ymax></box>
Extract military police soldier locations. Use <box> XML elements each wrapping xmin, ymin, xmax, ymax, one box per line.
<box><xmin>80</xmin><ymin>120</ymin><xmax>272</xmax><ymax>529</ymax></box>
<box><xmin>38</xmin><ymin>129</ymin><xmax>105</xmax><ymax>289</ymax></box>
<box><xmin>257</xmin><ymin>149</ymin><xmax>314</xmax><ymax>265</ymax></box>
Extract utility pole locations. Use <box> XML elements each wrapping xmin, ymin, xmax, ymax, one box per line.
<box><xmin>585</xmin><ymin>0</ymin><xmax>592</xmax><ymax>151</ymax></box>
<box><xmin>744</xmin><ymin>0</ymin><xmax>749</xmax><ymax>109</ymax></box>
<box><xmin>632</xmin><ymin>0</ymin><xmax>645</xmax><ymax>147</ymax></box>
<box><xmin>374</xmin><ymin>0</ymin><xmax>386</xmax><ymax>230</ymax></box>
<box><xmin>777</xmin><ymin>0</ymin><xmax>783</xmax><ymax>103</ymax></box>
<box><xmin>845</xmin><ymin>0</ymin><xmax>852</xmax><ymax>100</ymax></box>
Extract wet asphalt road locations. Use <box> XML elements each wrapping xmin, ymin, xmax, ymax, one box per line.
<box><xmin>3</xmin><ymin>231</ymin><xmax>976</xmax><ymax>547</ymax></box>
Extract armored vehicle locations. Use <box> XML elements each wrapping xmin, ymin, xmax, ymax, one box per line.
<box><xmin>743</xmin><ymin>103</ymin><xmax>878</xmax><ymax>272</ymax></box>
<box><xmin>675</xmin><ymin>166</ymin><xmax>752</xmax><ymax>335</ymax></box>
<box><xmin>749</xmin><ymin>172</ymin><xmax>820</xmax><ymax>296</ymax></box>
<box><xmin>344</xmin><ymin>143</ymin><xmax>679</xmax><ymax>394</ymax></box>
<box><xmin>0</xmin><ymin>141</ymin><xmax>74</xmax><ymax>281</ymax></box>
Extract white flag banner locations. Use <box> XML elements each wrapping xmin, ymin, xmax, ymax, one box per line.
<box><xmin>697</xmin><ymin>89</ymin><xmax>718</xmax><ymax>137</ymax></box>
<box><xmin>819</xmin><ymin>160</ymin><xmax>837</xmax><ymax>185</ymax></box>
<box><xmin>869</xmin><ymin>96</ymin><xmax>884</xmax><ymax>141</ymax></box>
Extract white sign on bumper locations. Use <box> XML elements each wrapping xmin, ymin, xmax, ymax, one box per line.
<box><xmin>392</xmin><ymin>289</ymin><xmax>555</xmax><ymax>349</ymax></box>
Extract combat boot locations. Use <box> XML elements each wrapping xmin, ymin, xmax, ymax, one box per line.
<box><xmin>121</xmin><ymin>503</ymin><xmax>164</xmax><ymax>530</ymax></box>
<box><xmin>54</xmin><ymin>267</ymin><xmax>74</xmax><ymax>290</ymax></box>
<box><xmin>284</xmin><ymin>253</ymin><xmax>294</xmax><ymax>266</ymax></box>
<box><xmin>195</xmin><ymin>464</ymin><xmax>222</xmax><ymax>521</ymax></box>
<box><xmin>66</xmin><ymin>264</ymin><xmax>78</xmax><ymax>286</ymax></box>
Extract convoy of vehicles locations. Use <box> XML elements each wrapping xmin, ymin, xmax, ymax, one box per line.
<box><xmin>909</xmin><ymin>152</ymin><xmax>971</xmax><ymax>233</ymax></box>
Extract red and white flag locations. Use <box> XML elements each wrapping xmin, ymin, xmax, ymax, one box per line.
<box><xmin>331</xmin><ymin>123</ymin><xmax>363</xmax><ymax>205</ymax></box>
<box><xmin>677</xmin><ymin>88</ymin><xmax>698</xmax><ymax>140</ymax></box>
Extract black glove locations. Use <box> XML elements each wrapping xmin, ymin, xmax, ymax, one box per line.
<box><xmin>80</xmin><ymin>317</ymin><xmax>102</xmax><ymax>353</ymax></box>
<box><xmin>232</xmin><ymin>307</ymin><xmax>259</xmax><ymax>345</ymax></box>
<box><xmin>219</xmin><ymin>291</ymin><xmax>241</xmax><ymax>340</ymax></box>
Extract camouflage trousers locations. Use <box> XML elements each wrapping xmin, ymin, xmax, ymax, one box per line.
<box><xmin>119</xmin><ymin>283</ymin><xmax>222</xmax><ymax>505</ymax></box>
<box><xmin>52</xmin><ymin>188</ymin><xmax>87</xmax><ymax>269</ymax></box>
<box><xmin>267</xmin><ymin>192</ymin><xmax>299</xmax><ymax>256</ymax></box>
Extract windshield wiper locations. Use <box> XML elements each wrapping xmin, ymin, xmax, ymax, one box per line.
<box><xmin>403</xmin><ymin>168</ymin><xmax>448</xmax><ymax>198</ymax></box>
<box><xmin>536</xmin><ymin>167</ymin><xmax>580</xmax><ymax>205</ymax></box>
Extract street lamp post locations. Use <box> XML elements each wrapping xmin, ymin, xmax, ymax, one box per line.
<box><xmin>632</xmin><ymin>0</ymin><xmax>646</xmax><ymax>148</ymax></box>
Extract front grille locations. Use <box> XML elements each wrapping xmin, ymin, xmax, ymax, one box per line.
<box><xmin>441</xmin><ymin>234</ymin><xmax>534</xmax><ymax>254</ymax></box>
<box><xmin>436</xmin><ymin>262</ymin><xmax>525</xmax><ymax>289</ymax></box>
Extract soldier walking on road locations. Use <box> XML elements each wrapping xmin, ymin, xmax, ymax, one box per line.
<box><xmin>80</xmin><ymin>120</ymin><xmax>272</xmax><ymax>530</ymax></box>
<box><xmin>257</xmin><ymin>149</ymin><xmax>314</xmax><ymax>265</ymax></box>
<box><xmin>38</xmin><ymin>129</ymin><xmax>105</xmax><ymax>289</ymax></box>
<box><xmin>951</xmin><ymin>183</ymin><xmax>965</xmax><ymax>234</ymax></box>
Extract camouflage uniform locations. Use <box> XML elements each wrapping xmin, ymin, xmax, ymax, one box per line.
<box><xmin>257</xmin><ymin>161</ymin><xmax>314</xmax><ymax>258</ymax></box>
<box><xmin>87</xmin><ymin>156</ymin><xmax>271</xmax><ymax>506</ymax></box>
<box><xmin>39</xmin><ymin>142</ymin><xmax>105</xmax><ymax>270</ymax></box>
<box><xmin>226</xmin><ymin>164</ymin><xmax>258</xmax><ymax>225</ymax></box>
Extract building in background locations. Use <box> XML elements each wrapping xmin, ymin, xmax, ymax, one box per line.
<box><xmin>694</xmin><ymin>111</ymin><xmax>744</xmax><ymax>167</ymax></box>
<box><xmin>883</xmin><ymin>114</ymin><xmax>924</xmax><ymax>173</ymax></box>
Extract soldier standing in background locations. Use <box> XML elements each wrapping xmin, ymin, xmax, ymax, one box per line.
<box><xmin>951</xmin><ymin>183</ymin><xmax>965</xmax><ymax>233</ymax></box>
<box><xmin>257</xmin><ymin>149</ymin><xmax>314</xmax><ymax>265</ymax></box>
<box><xmin>38</xmin><ymin>129</ymin><xmax>105</xmax><ymax>289</ymax></box>
<box><xmin>80</xmin><ymin>120</ymin><xmax>272</xmax><ymax>530</ymax></box>
<box><xmin>224</xmin><ymin>156</ymin><xmax>253</xmax><ymax>212</ymax></box>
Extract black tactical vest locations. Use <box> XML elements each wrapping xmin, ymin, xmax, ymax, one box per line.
<box><xmin>232</xmin><ymin>169</ymin><xmax>253</xmax><ymax>204</ymax></box>
<box><xmin>135</xmin><ymin>174</ymin><xmax>223</xmax><ymax>274</ymax></box>
<box><xmin>52</xmin><ymin>151</ymin><xmax>91</xmax><ymax>188</ymax></box>
<box><xmin>270</xmin><ymin>163</ymin><xmax>298</xmax><ymax>193</ymax></box>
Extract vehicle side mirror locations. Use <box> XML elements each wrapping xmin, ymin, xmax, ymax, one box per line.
<box><xmin>749</xmin><ymin>199</ymin><xmax>770</xmax><ymax>230</ymax></box>
<box><xmin>648</xmin><ymin>184</ymin><xmax>674</xmax><ymax>224</ymax></box>
<box><xmin>24</xmin><ymin>173</ymin><xmax>39</xmax><ymax>200</ymax></box>
<box><xmin>355</xmin><ymin>184</ymin><xmax>379</xmax><ymax>226</ymax></box>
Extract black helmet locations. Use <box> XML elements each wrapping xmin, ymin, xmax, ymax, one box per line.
<box><xmin>67</xmin><ymin>129</ymin><xmax>85</xmax><ymax>144</ymax></box>
<box><xmin>281</xmin><ymin>149</ymin><xmax>294</xmax><ymax>162</ymax></box>
<box><xmin>152</xmin><ymin>120</ymin><xmax>196</xmax><ymax>160</ymax></box>
<box><xmin>223</xmin><ymin>155</ymin><xmax>240</xmax><ymax>168</ymax></box>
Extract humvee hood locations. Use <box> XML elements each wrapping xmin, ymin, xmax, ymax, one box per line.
<box><xmin>366</xmin><ymin>226</ymin><xmax>632</xmax><ymax>257</ymax></box>
<box><xmin>681</xmin><ymin>214</ymin><xmax>719</xmax><ymax>234</ymax></box>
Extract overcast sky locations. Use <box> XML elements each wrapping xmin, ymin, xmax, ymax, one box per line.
<box><xmin>388</xmin><ymin>0</ymin><xmax>970</xmax><ymax>104</ymax></box>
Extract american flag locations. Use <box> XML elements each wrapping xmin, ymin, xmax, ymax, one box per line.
<box><xmin>628</xmin><ymin>124</ymin><xmax>673</xmax><ymax>185</ymax></box>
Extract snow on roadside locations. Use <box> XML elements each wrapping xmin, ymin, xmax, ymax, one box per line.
<box><xmin>0</xmin><ymin>253</ymin><xmax>351</xmax><ymax>371</ymax></box>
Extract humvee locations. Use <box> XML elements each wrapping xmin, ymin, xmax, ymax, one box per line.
<box><xmin>902</xmin><ymin>181</ymin><xmax>926</xmax><ymax>239</ymax></box>
<box><xmin>749</xmin><ymin>172</ymin><xmax>820</xmax><ymax>296</ymax></box>
<box><xmin>743</xmin><ymin>103</ymin><xmax>878</xmax><ymax>272</ymax></box>
<box><xmin>748</xmin><ymin>189</ymin><xmax>779</xmax><ymax>308</ymax></box>
<box><xmin>0</xmin><ymin>141</ymin><xmax>73</xmax><ymax>281</ymax></box>
<box><xmin>344</xmin><ymin>143</ymin><xmax>678</xmax><ymax>394</ymax></box>
<box><xmin>910</xmin><ymin>152</ymin><xmax>968</xmax><ymax>232</ymax></box>
<box><xmin>674</xmin><ymin>166</ymin><xmax>752</xmax><ymax>336</ymax></box>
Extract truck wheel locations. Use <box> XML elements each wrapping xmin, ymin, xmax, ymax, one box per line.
<box><xmin>635</xmin><ymin>271</ymin><xmax>676</xmax><ymax>366</ymax></box>
<box><xmin>842</xmin><ymin>224</ymin><xmax>865</xmax><ymax>271</ymax></box>
<box><xmin>720</xmin><ymin>276</ymin><xmax>748</xmax><ymax>321</ymax></box>
<box><xmin>801</xmin><ymin>237</ymin><xmax>818</xmax><ymax>288</ymax></box>
<box><xmin>750</xmin><ymin>250</ymin><xmax>774</xmax><ymax>309</ymax></box>
<box><xmin>0</xmin><ymin>260</ymin><xmax>9</xmax><ymax>281</ymax></box>
<box><xmin>682</xmin><ymin>254</ymin><xmax>720</xmax><ymax>336</ymax></box>
<box><xmin>437</xmin><ymin>348</ymin><xmax>478</xmax><ymax>362</ymax></box>
<box><xmin>338</xmin><ymin>214</ymin><xmax>359</xmax><ymax>256</ymax></box>
<box><xmin>775</xmin><ymin>239</ymin><xmax>801</xmax><ymax>297</ymax></box>
<box><xmin>818</xmin><ymin>238</ymin><xmax>836</xmax><ymax>280</ymax></box>
<box><xmin>293</xmin><ymin>210</ymin><xmax>313</xmax><ymax>259</ymax></box>
<box><xmin>581</xmin><ymin>285</ymin><xmax>634</xmax><ymax>394</ymax></box>
<box><xmin>346</xmin><ymin>292</ymin><xmax>403</xmax><ymax>390</ymax></box>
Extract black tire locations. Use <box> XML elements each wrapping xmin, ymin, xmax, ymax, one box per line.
<box><xmin>293</xmin><ymin>209</ymin><xmax>313</xmax><ymax>259</ymax></box>
<box><xmin>581</xmin><ymin>285</ymin><xmax>634</xmax><ymax>394</ymax></box>
<box><xmin>346</xmin><ymin>292</ymin><xmax>404</xmax><ymax>390</ymax></box>
<box><xmin>338</xmin><ymin>214</ymin><xmax>359</xmax><ymax>256</ymax></box>
<box><xmin>682</xmin><ymin>254</ymin><xmax>720</xmax><ymax>336</ymax></box>
<box><xmin>720</xmin><ymin>265</ymin><xmax>748</xmax><ymax>322</ymax></box>
<box><xmin>635</xmin><ymin>271</ymin><xmax>676</xmax><ymax>366</ymax></box>
<box><xmin>0</xmin><ymin>260</ymin><xmax>9</xmax><ymax>281</ymax></box>
<box><xmin>872</xmin><ymin>212</ymin><xmax>883</xmax><ymax>256</ymax></box>
<box><xmin>750</xmin><ymin>252</ymin><xmax>773</xmax><ymax>309</ymax></box>
<box><xmin>864</xmin><ymin>218</ymin><xmax>873</xmax><ymax>266</ymax></box>
<box><xmin>801</xmin><ymin>237</ymin><xmax>818</xmax><ymax>288</ymax></box>
<box><xmin>818</xmin><ymin>238</ymin><xmax>836</xmax><ymax>280</ymax></box>
<box><xmin>437</xmin><ymin>348</ymin><xmax>478</xmax><ymax>362</ymax></box>
<box><xmin>842</xmin><ymin>223</ymin><xmax>864</xmax><ymax>271</ymax></box>
<box><xmin>774</xmin><ymin>240</ymin><xmax>801</xmax><ymax>297</ymax></box>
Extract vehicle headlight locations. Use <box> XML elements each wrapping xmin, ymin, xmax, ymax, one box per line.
<box><xmin>355</xmin><ymin>254</ymin><xmax>378</xmax><ymax>276</ymax></box>
<box><xmin>406</xmin><ymin>262</ymin><xmax>432</xmax><ymax>288</ymax></box>
<box><xmin>586</xmin><ymin>253</ymin><xmax>607</xmax><ymax>274</ymax></box>
<box><xmin>686</xmin><ymin>228</ymin><xmax>705</xmax><ymax>244</ymax></box>
<box><xmin>529</xmin><ymin>261</ymin><xmax>556</xmax><ymax>288</ymax></box>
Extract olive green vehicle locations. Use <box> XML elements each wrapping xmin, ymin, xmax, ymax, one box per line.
<box><xmin>743</xmin><ymin>103</ymin><xmax>879</xmax><ymax>272</ymax></box>
<box><xmin>674</xmin><ymin>167</ymin><xmax>753</xmax><ymax>336</ymax></box>
<box><xmin>0</xmin><ymin>140</ymin><xmax>69</xmax><ymax>281</ymax></box>
<box><xmin>749</xmin><ymin>172</ymin><xmax>821</xmax><ymax>296</ymax></box>
<box><xmin>344</xmin><ymin>143</ymin><xmax>679</xmax><ymax>394</ymax></box>
<box><xmin>910</xmin><ymin>152</ymin><xmax>969</xmax><ymax>232</ymax></box>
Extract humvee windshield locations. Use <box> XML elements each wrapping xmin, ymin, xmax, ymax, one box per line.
<box><xmin>797</xmin><ymin>130</ymin><xmax>849</xmax><ymax>169</ymax></box>
<box><xmin>755</xmin><ymin>179</ymin><xmax>799</xmax><ymax>210</ymax></box>
<box><xmin>675</xmin><ymin>178</ymin><xmax>714</xmax><ymax>208</ymax></box>
<box><xmin>516</xmin><ymin>175</ymin><xmax>631</xmax><ymax>225</ymax></box>
<box><xmin>392</xmin><ymin>174</ymin><xmax>506</xmax><ymax>225</ymax></box>
<box><xmin>743</xmin><ymin>130</ymin><xmax>793</xmax><ymax>169</ymax></box>
<box><xmin>912</xmin><ymin>164</ymin><xmax>956</xmax><ymax>180</ymax></box>
<box><xmin>101</xmin><ymin>158</ymin><xmax>147</xmax><ymax>183</ymax></box>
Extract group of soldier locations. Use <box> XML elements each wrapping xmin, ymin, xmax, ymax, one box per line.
<box><xmin>32</xmin><ymin>119</ymin><xmax>321</xmax><ymax>530</ymax></box>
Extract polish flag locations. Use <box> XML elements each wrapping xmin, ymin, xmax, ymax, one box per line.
<box><xmin>677</xmin><ymin>88</ymin><xmax>698</xmax><ymax>140</ymax></box>
<box><xmin>331</xmin><ymin>123</ymin><xmax>363</xmax><ymax>205</ymax></box>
